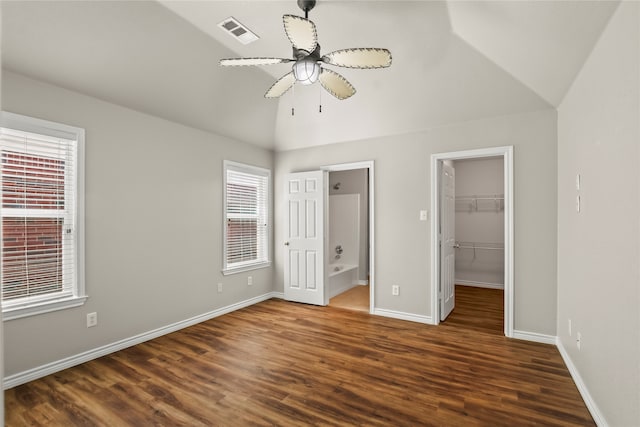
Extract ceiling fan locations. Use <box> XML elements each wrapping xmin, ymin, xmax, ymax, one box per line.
<box><xmin>219</xmin><ymin>0</ymin><xmax>392</xmax><ymax>101</ymax></box>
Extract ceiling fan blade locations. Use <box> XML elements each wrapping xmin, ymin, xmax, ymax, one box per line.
<box><xmin>220</xmin><ymin>57</ymin><xmax>292</xmax><ymax>67</ymax></box>
<box><xmin>322</xmin><ymin>48</ymin><xmax>392</xmax><ymax>69</ymax></box>
<box><xmin>283</xmin><ymin>15</ymin><xmax>318</xmax><ymax>54</ymax></box>
<box><xmin>265</xmin><ymin>72</ymin><xmax>296</xmax><ymax>98</ymax></box>
<box><xmin>319</xmin><ymin>68</ymin><xmax>356</xmax><ymax>100</ymax></box>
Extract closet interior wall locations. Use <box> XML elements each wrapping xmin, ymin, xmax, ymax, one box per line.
<box><xmin>453</xmin><ymin>157</ymin><xmax>505</xmax><ymax>288</ymax></box>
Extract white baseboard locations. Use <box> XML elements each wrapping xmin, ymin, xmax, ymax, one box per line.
<box><xmin>356</xmin><ymin>280</ymin><xmax>368</xmax><ymax>286</ymax></box>
<box><xmin>512</xmin><ymin>330</ymin><xmax>556</xmax><ymax>345</ymax></box>
<box><xmin>556</xmin><ymin>339</ymin><xmax>608</xmax><ymax>427</ymax></box>
<box><xmin>373</xmin><ymin>308</ymin><xmax>433</xmax><ymax>325</ymax></box>
<box><xmin>455</xmin><ymin>280</ymin><xmax>504</xmax><ymax>290</ymax></box>
<box><xmin>4</xmin><ymin>291</ymin><xmax>281</xmax><ymax>390</ymax></box>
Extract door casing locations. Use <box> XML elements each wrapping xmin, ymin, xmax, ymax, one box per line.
<box><xmin>430</xmin><ymin>146</ymin><xmax>514</xmax><ymax>337</ymax></box>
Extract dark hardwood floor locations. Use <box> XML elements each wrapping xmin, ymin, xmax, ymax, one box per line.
<box><xmin>443</xmin><ymin>285</ymin><xmax>504</xmax><ymax>334</ymax></box>
<box><xmin>6</xmin><ymin>287</ymin><xmax>594</xmax><ymax>426</ymax></box>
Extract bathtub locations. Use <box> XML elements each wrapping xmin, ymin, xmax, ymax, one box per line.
<box><xmin>328</xmin><ymin>263</ymin><xmax>358</xmax><ymax>298</ymax></box>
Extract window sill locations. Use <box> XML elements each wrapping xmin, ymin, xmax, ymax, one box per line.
<box><xmin>3</xmin><ymin>295</ymin><xmax>88</xmax><ymax>321</ymax></box>
<box><xmin>222</xmin><ymin>261</ymin><xmax>271</xmax><ymax>276</ymax></box>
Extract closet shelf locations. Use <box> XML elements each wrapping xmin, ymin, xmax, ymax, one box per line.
<box><xmin>455</xmin><ymin>194</ymin><xmax>504</xmax><ymax>212</ymax></box>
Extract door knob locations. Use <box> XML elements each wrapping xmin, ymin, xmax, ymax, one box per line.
<box><xmin>453</xmin><ymin>243</ymin><xmax>460</xmax><ymax>249</ymax></box>
<box><xmin>284</xmin><ymin>242</ymin><xmax>290</xmax><ymax>246</ymax></box>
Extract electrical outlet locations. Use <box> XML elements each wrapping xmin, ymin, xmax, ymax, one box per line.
<box><xmin>217</xmin><ymin>282</ymin><xmax>223</xmax><ymax>293</ymax></box>
<box><xmin>247</xmin><ymin>276</ymin><xmax>253</xmax><ymax>286</ymax></box>
<box><xmin>568</xmin><ymin>319</ymin><xmax>572</xmax><ymax>336</ymax></box>
<box><xmin>86</xmin><ymin>312</ymin><xmax>97</xmax><ymax>328</ymax></box>
<box><xmin>577</xmin><ymin>332</ymin><xmax>582</xmax><ymax>350</ymax></box>
<box><xmin>392</xmin><ymin>285</ymin><xmax>399</xmax><ymax>296</ymax></box>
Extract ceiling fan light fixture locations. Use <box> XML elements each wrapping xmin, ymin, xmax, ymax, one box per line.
<box><xmin>292</xmin><ymin>58</ymin><xmax>320</xmax><ymax>85</ymax></box>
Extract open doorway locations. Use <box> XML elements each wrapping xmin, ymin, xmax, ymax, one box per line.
<box><xmin>323</xmin><ymin>162</ymin><xmax>374</xmax><ymax>313</ymax></box>
<box><xmin>282</xmin><ymin>161</ymin><xmax>374</xmax><ymax>310</ymax></box>
<box><xmin>431</xmin><ymin>147</ymin><xmax>514</xmax><ymax>337</ymax></box>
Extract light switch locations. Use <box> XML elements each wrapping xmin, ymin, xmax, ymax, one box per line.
<box><xmin>419</xmin><ymin>210</ymin><xmax>428</xmax><ymax>221</ymax></box>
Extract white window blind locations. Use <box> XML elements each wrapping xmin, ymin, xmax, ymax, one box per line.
<box><xmin>223</xmin><ymin>161</ymin><xmax>270</xmax><ymax>274</ymax></box>
<box><xmin>1</xmin><ymin>112</ymin><xmax>86</xmax><ymax>319</ymax></box>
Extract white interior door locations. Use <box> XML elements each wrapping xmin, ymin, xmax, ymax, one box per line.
<box><xmin>284</xmin><ymin>171</ymin><xmax>326</xmax><ymax>305</ymax></box>
<box><xmin>440</xmin><ymin>162</ymin><xmax>456</xmax><ymax>320</ymax></box>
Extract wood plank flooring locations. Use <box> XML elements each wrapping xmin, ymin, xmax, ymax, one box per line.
<box><xmin>6</xmin><ymin>289</ymin><xmax>594</xmax><ymax>426</ymax></box>
<box><xmin>443</xmin><ymin>285</ymin><xmax>504</xmax><ymax>335</ymax></box>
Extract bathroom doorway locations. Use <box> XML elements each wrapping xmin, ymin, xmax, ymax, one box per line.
<box><xmin>323</xmin><ymin>162</ymin><xmax>373</xmax><ymax>313</ymax></box>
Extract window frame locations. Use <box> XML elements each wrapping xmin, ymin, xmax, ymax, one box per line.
<box><xmin>222</xmin><ymin>160</ymin><xmax>271</xmax><ymax>275</ymax></box>
<box><xmin>1</xmin><ymin>111</ymin><xmax>86</xmax><ymax>320</ymax></box>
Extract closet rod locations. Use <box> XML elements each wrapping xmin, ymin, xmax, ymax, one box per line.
<box><xmin>455</xmin><ymin>242</ymin><xmax>504</xmax><ymax>251</ymax></box>
<box><xmin>456</xmin><ymin>245</ymin><xmax>504</xmax><ymax>251</ymax></box>
<box><xmin>456</xmin><ymin>195</ymin><xmax>504</xmax><ymax>201</ymax></box>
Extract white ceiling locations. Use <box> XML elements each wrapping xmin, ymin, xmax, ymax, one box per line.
<box><xmin>1</xmin><ymin>1</ymin><xmax>619</xmax><ymax>151</ymax></box>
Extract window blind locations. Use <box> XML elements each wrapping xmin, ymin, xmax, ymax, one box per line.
<box><xmin>224</xmin><ymin>162</ymin><xmax>270</xmax><ymax>272</ymax></box>
<box><xmin>1</xmin><ymin>126</ymin><xmax>78</xmax><ymax>308</ymax></box>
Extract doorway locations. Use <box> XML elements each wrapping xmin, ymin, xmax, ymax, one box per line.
<box><xmin>283</xmin><ymin>161</ymin><xmax>375</xmax><ymax>313</ymax></box>
<box><xmin>431</xmin><ymin>147</ymin><xmax>514</xmax><ymax>337</ymax></box>
<box><xmin>326</xmin><ymin>168</ymin><xmax>370</xmax><ymax>312</ymax></box>
<box><xmin>323</xmin><ymin>162</ymin><xmax>374</xmax><ymax>313</ymax></box>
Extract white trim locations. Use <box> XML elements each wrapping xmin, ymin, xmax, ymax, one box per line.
<box><xmin>431</xmin><ymin>146</ymin><xmax>514</xmax><ymax>337</ymax></box>
<box><xmin>373</xmin><ymin>308</ymin><xmax>433</xmax><ymax>325</ymax></box>
<box><xmin>3</xmin><ymin>295</ymin><xmax>88</xmax><ymax>321</ymax></box>
<box><xmin>0</xmin><ymin>111</ymin><xmax>82</xmax><ymax>141</ymax></box>
<box><xmin>221</xmin><ymin>261</ymin><xmax>271</xmax><ymax>276</ymax></box>
<box><xmin>455</xmin><ymin>280</ymin><xmax>504</xmax><ymax>290</ymax></box>
<box><xmin>321</xmin><ymin>161</ymin><xmax>375</xmax><ymax>314</ymax></box>
<box><xmin>556</xmin><ymin>338</ymin><xmax>608</xmax><ymax>426</ymax></box>
<box><xmin>512</xmin><ymin>330</ymin><xmax>556</xmax><ymax>345</ymax></box>
<box><xmin>356</xmin><ymin>280</ymin><xmax>368</xmax><ymax>286</ymax></box>
<box><xmin>3</xmin><ymin>292</ymin><xmax>281</xmax><ymax>389</ymax></box>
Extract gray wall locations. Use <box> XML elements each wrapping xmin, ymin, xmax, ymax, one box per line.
<box><xmin>454</xmin><ymin>158</ymin><xmax>505</xmax><ymax>286</ymax></box>
<box><xmin>274</xmin><ymin>109</ymin><xmax>558</xmax><ymax>334</ymax></box>
<box><xmin>557</xmin><ymin>2</ymin><xmax>640</xmax><ymax>425</ymax></box>
<box><xmin>1</xmin><ymin>71</ymin><xmax>274</xmax><ymax>376</ymax></box>
<box><xmin>329</xmin><ymin>169</ymin><xmax>369</xmax><ymax>282</ymax></box>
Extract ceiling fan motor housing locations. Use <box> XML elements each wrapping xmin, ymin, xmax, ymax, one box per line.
<box><xmin>297</xmin><ymin>0</ymin><xmax>316</xmax><ymax>14</ymax></box>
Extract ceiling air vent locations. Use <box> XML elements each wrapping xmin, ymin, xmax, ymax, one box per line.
<box><xmin>218</xmin><ymin>17</ymin><xmax>259</xmax><ymax>45</ymax></box>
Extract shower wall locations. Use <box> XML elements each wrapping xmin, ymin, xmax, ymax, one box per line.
<box><xmin>329</xmin><ymin>169</ymin><xmax>368</xmax><ymax>283</ymax></box>
<box><xmin>329</xmin><ymin>194</ymin><xmax>360</xmax><ymax>268</ymax></box>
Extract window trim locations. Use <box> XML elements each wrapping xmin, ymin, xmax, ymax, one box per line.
<box><xmin>222</xmin><ymin>160</ymin><xmax>271</xmax><ymax>275</ymax></box>
<box><xmin>1</xmin><ymin>111</ymin><xmax>86</xmax><ymax>321</ymax></box>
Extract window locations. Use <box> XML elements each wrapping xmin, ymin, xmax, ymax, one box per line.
<box><xmin>1</xmin><ymin>112</ymin><xmax>85</xmax><ymax>320</ymax></box>
<box><xmin>223</xmin><ymin>161</ymin><xmax>270</xmax><ymax>274</ymax></box>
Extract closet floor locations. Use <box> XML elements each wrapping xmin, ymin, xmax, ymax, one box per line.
<box><xmin>442</xmin><ymin>285</ymin><xmax>504</xmax><ymax>335</ymax></box>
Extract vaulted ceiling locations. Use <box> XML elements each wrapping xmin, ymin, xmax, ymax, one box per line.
<box><xmin>1</xmin><ymin>1</ymin><xmax>619</xmax><ymax>151</ymax></box>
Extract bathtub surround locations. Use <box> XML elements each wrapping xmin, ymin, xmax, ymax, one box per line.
<box><xmin>328</xmin><ymin>194</ymin><xmax>361</xmax><ymax>299</ymax></box>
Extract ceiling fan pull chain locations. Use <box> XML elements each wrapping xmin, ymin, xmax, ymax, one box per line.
<box><xmin>291</xmin><ymin>83</ymin><xmax>295</xmax><ymax>116</ymax></box>
<box><xmin>319</xmin><ymin>83</ymin><xmax>322</xmax><ymax>113</ymax></box>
